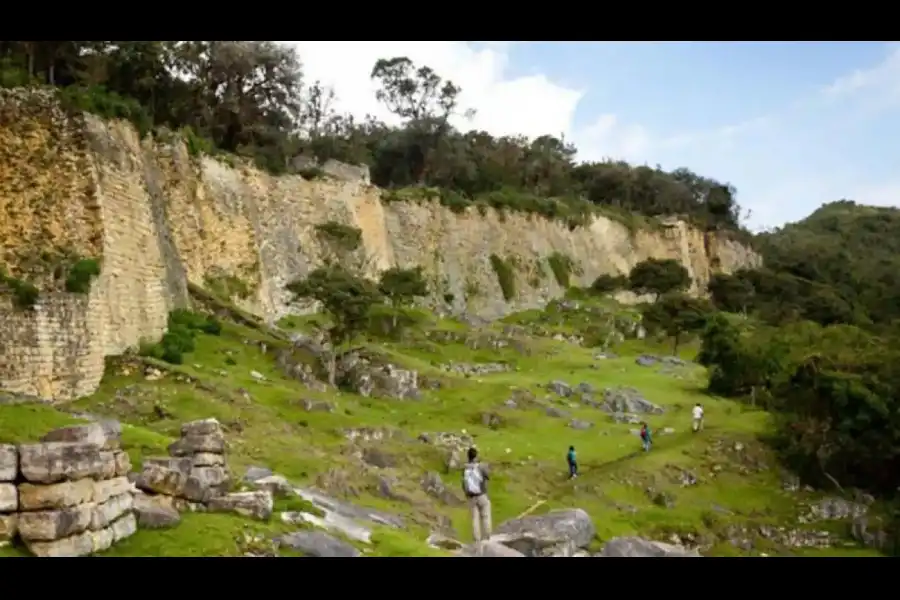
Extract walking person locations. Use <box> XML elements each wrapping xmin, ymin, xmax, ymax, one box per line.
<box><xmin>692</xmin><ymin>403</ymin><xmax>704</xmax><ymax>433</ymax></box>
<box><xmin>640</xmin><ymin>422</ymin><xmax>652</xmax><ymax>452</ymax></box>
<box><xmin>462</xmin><ymin>447</ymin><xmax>492</xmax><ymax>542</ymax></box>
<box><xmin>567</xmin><ymin>445</ymin><xmax>578</xmax><ymax>479</ymax></box>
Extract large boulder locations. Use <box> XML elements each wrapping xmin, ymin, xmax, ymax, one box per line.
<box><xmin>597</xmin><ymin>536</ymin><xmax>701</xmax><ymax>557</ymax></box>
<box><xmin>493</xmin><ymin>509</ymin><xmax>595</xmax><ymax>556</ymax></box>
<box><xmin>337</xmin><ymin>352</ymin><xmax>420</xmax><ymax>400</ymax></box>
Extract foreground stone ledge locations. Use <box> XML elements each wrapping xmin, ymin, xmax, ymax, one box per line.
<box><xmin>135</xmin><ymin>463</ymin><xmax>189</xmax><ymax>497</ymax></box>
<box><xmin>40</xmin><ymin>422</ymin><xmax>121</xmax><ymax>450</ymax></box>
<box><xmin>0</xmin><ymin>483</ymin><xmax>17</xmax><ymax>512</ymax></box>
<box><xmin>18</xmin><ymin>503</ymin><xmax>93</xmax><ymax>542</ymax></box>
<box><xmin>113</xmin><ymin>451</ymin><xmax>131</xmax><ymax>476</ymax></box>
<box><xmin>25</xmin><ymin>512</ymin><xmax>137</xmax><ymax>557</ymax></box>
<box><xmin>93</xmin><ymin>476</ymin><xmax>132</xmax><ymax>504</ymax></box>
<box><xmin>207</xmin><ymin>491</ymin><xmax>273</xmax><ymax>521</ymax></box>
<box><xmin>0</xmin><ymin>514</ymin><xmax>17</xmax><ymax>542</ymax></box>
<box><xmin>168</xmin><ymin>432</ymin><xmax>225</xmax><ymax>456</ymax></box>
<box><xmin>18</xmin><ymin>442</ymin><xmax>117</xmax><ymax>484</ymax></box>
<box><xmin>18</xmin><ymin>479</ymin><xmax>95</xmax><ymax>511</ymax></box>
<box><xmin>181</xmin><ymin>418</ymin><xmax>223</xmax><ymax>437</ymax></box>
<box><xmin>182</xmin><ymin>466</ymin><xmax>229</xmax><ymax>503</ymax></box>
<box><xmin>90</xmin><ymin>493</ymin><xmax>133</xmax><ymax>530</ymax></box>
<box><xmin>0</xmin><ymin>445</ymin><xmax>16</xmax><ymax>482</ymax></box>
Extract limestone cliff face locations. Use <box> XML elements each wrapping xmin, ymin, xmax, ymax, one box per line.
<box><xmin>0</xmin><ymin>89</ymin><xmax>761</xmax><ymax>402</ymax></box>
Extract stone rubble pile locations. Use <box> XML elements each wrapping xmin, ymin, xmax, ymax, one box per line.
<box><xmin>134</xmin><ymin>418</ymin><xmax>272</xmax><ymax>521</ymax></box>
<box><xmin>13</xmin><ymin>423</ymin><xmax>136</xmax><ymax>557</ymax></box>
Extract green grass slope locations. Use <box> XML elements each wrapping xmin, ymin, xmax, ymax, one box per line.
<box><xmin>0</xmin><ymin>295</ymin><xmax>883</xmax><ymax>557</ymax></box>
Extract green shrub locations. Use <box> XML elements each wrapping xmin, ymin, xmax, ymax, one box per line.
<box><xmin>58</xmin><ymin>85</ymin><xmax>152</xmax><ymax>138</ymax></box>
<box><xmin>181</xmin><ymin>126</ymin><xmax>216</xmax><ymax>157</ymax></box>
<box><xmin>314</xmin><ymin>221</ymin><xmax>363</xmax><ymax>252</ymax></box>
<box><xmin>64</xmin><ymin>258</ymin><xmax>101</xmax><ymax>293</ymax></box>
<box><xmin>140</xmin><ymin>309</ymin><xmax>222</xmax><ymax>364</ymax></box>
<box><xmin>489</xmin><ymin>254</ymin><xmax>516</xmax><ymax>301</ymax></box>
<box><xmin>297</xmin><ymin>167</ymin><xmax>326</xmax><ymax>180</ymax></box>
<box><xmin>0</xmin><ymin>269</ymin><xmax>39</xmax><ymax>310</ymax></box>
<box><xmin>0</xmin><ymin>58</ymin><xmax>35</xmax><ymax>88</ymax></box>
<box><xmin>590</xmin><ymin>273</ymin><xmax>627</xmax><ymax>295</ymax></box>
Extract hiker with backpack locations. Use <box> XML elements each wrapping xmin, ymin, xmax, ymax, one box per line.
<box><xmin>640</xmin><ymin>422</ymin><xmax>652</xmax><ymax>452</ymax></box>
<box><xmin>567</xmin><ymin>445</ymin><xmax>578</xmax><ymax>479</ymax></box>
<box><xmin>462</xmin><ymin>447</ymin><xmax>492</xmax><ymax>542</ymax></box>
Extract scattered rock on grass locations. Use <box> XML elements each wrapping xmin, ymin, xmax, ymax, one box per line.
<box><xmin>421</xmin><ymin>472</ymin><xmax>463</xmax><ymax>506</ymax></box>
<box><xmin>208</xmin><ymin>491</ymin><xmax>274</xmax><ymax>520</ymax></box>
<box><xmin>601</xmin><ymin>387</ymin><xmax>664</xmax><ymax>414</ymax></box>
<box><xmin>547</xmin><ymin>381</ymin><xmax>572</xmax><ymax>397</ymax></box>
<box><xmin>277</xmin><ymin>530</ymin><xmax>361</xmax><ymax>557</ymax></box>
<box><xmin>598</xmin><ymin>536</ymin><xmax>701</xmax><ymax>557</ymax></box>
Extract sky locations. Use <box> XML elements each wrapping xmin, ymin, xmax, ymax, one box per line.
<box><xmin>282</xmin><ymin>41</ymin><xmax>900</xmax><ymax>230</ymax></box>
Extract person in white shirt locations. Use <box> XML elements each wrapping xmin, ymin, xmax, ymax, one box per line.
<box><xmin>691</xmin><ymin>403</ymin><xmax>704</xmax><ymax>433</ymax></box>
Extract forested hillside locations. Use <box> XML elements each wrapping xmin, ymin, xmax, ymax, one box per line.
<box><xmin>0</xmin><ymin>41</ymin><xmax>745</xmax><ymax>233</ymax></box>
<box><xmin>693</xmin><ymin>202</ymin><xmax>900</xmax><ymax>538</ymax></box>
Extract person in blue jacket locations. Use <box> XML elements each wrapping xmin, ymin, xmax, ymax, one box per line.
<box><xmin>567</xmin><ymin>445</ymin><xmax>578</xmax><ymax>479</ymax></box>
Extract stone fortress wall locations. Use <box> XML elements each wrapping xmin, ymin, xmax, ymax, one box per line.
<box><xmin>0</xmin><ymin>88</ymin><xmax>762</xmax><ymax>403</ymax></box>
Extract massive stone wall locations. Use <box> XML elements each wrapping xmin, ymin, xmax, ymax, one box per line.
<box><xmin>0</xmin><ymin>89</ymin><xmax>761</xmax><ymax>402</ymax></box>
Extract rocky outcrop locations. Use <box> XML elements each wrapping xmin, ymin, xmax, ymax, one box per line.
<box><xmin>491</xmin><ymin>508</ymin><xmax>596</xmax><ymax>557</ymax></box>
<box><xmin>0</xmin><ymin>89</ymin><xmax>762</xmax><ymax>402</ymax></box>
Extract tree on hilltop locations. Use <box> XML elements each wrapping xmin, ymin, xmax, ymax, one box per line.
<box><xmin>641</xmin><ymin>292</ymin><xmax>711</xmax><ymax>354</ymax></box>
<box><xmin>628</xmin><ymin>258</ymin><xmax>691</xmax><ymax>300</ymax></box>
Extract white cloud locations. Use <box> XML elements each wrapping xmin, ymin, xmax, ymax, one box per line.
<box><xmin>282</xmin><ymin>41</ymin><xmax>583</xmax><ymax>140</ymax></box>
<box><xmin>283</xmin><ymin>41</ymin><xmax>769</xmax><ymax>167</ymax></box>
<box><xmin>822</xmin><ymin>44</ymin><xmax>900</xmax><ymax>115</ymax></box>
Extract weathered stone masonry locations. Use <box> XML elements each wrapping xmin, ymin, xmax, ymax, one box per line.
<box><xmin>0</xmin><ymin>418</ymin><xmax>271</xmax><ymax>556</ymax></box>
<box><xmin>0</xmin><ymin>423</ymin><xmax>136</xmax><ymax>557</ymax></box>
<box><xmin>0</xmin><ymin>89</ymin><xmax>762</xmax><ymax>403</ymax></box>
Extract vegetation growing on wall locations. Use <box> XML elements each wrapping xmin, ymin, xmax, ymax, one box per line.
<box><xmin>63</xmin><ymin>257</ymin><xmax>101</xmax><ymax>293</ymax></box>
<box><xmin>0</xmin><ymin>269</ymin><xmax>39</xmax><ymax>309</ymax></box>
<box><xmin>547</xmin><ymin>252</ymin><xmax>578</xmax><ymax>288</ymax></box>
<box><xmin>0</xmin><ymin>254</ymin><xmax>101</xmax><ymax>310</ymax></box>
<box><xmin>489</xmin><ymin>254</ymin><xmax>517</xmax><ymax>302</ymax></box>
<box><xmin>203</xmin><ymin>272</ymin><xmax>253</xmax><ymax>301</ymax></box>
<box><xmin>0</xmin><ymin>42</ymin><xmax>748</xmax><ymax>234</ymax></box>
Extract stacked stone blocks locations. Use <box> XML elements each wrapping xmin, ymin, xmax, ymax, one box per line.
<box><xmin>136</xmin><ymin>418</ymin><xmax>230</xmax><ymax>507</ymax></box>
<box><xmin>134</xmin><ymin>418</ymin><xmax>272</xmax><ymax>521</ymax></box>
<box><xmin>0</xmin><ymin>422</ymin><xmax>136</xmax><ymax>556</ymax></box>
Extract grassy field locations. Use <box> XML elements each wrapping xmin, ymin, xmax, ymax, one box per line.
<box><xmin>0</xmin><ymin>296</ymin><xmax>883</xmax><ymax>557</ymax></box>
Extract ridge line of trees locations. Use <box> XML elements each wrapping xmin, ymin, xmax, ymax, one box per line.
<box><xmin>0</xmin><ymin>41</ymin><xmax>748</xmax><ymax>234</ymax></box>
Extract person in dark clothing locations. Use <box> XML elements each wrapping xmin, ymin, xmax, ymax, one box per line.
<box><xmin>566</xmin><ymin>445</ymin><xmax>578</xmax><ymax>479</ymax></box>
